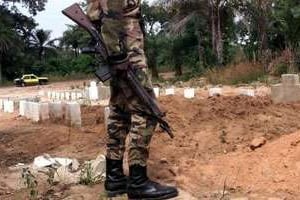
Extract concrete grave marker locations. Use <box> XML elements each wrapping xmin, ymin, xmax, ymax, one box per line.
<box><xmin>29</xmin><ymin>102</ymin><xmax>40</xmax><ymax>122</ymax></box>
<box><xmin>49</xmin><ymin>102</ymin><xmax>63</xmax><ymax>120</ymax></box>
<box><xmin>239</xmin><ymin>88</ymin><xmax>255</xmax><ymax>97</ymax></box>
<box><xmin>76</xmin><ymin>92</ymin><xmax>83</xmax><ymax>99</ymax></box>
<box><xmin>89</xmin><ymin>82</ymin><xmax>99</xmax><ymax>100</ymax></box>
<box><xmin>209</xmin><ymin>87</ymin><xmax>222</xmax><ymax>97</ymax></box>
<box><xmin>19</xmin><ymin>100</ymin><xmax>26</xmax><ymax>116</ymax></box>
<box><xmin>47</xmin><ymin>91</ymin><xmax>52</xmax><ymax>99</ymax></box>
<box><xmin>98</xmin><ymin>86</ymin><xmax>110</xmax><ymax>100</ymax></box>
<box><xmin>4</xmin><ymin>99</ymin><xmax>14</xmax><ymax>113</ymax></box>
<box><xmin>165</xmin><ymin>88</ymin><xmax>175</xmax><ymax>95</ymax></box>
<box><xmin>184</xmin><ymin>88</ymin><xmax>195</xmax><ymax>99</ymax></box>
<box><xmin>39</xmin><ymin>103</ymin><xmax>49</xmax><ymax>121</ymax></box>
<box><xmin>0</xmin><ymin>99</ymin><xmax>3</xmax><ymax>111</ymax></box>
<box><xmin>65</xmin><ymin>92</ymin><xmax>70</xmax><ymax>100</ymax></box>
<box><xmin>55</xmin><ymin>92</ymin><xmax>60</xmax><ymax>100</ymax></box>
<box><xmin>71</xmin><ymin>92</ymin><xmax>77</xmax><ymax>101</ymax></box>
<box><xmin>60</xmin><ymin>92</ymin><xmax>65</xmax><ymax>100</ymax></box>
<box><xmin>153</xmin><ymin>87</ymin><xmax>160</xmax><ymax>98</ymax></box>
<box><xmin>272</xmin><ymin>74</ymin><xmax>300</xmax><ymax>103</ymax></box>
<box><xmin>65</xmin><ymin>102</ymin><xmax>81</xmax><ymax>127</ymax></box>
<box><xmin>51</xmin><ymin>91</ymin><xmax>56</xmax><ymax>99</ymax></box>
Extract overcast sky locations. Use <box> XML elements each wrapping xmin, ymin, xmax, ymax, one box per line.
<box><xmin>20</xmin><ymin>0</ymin><xmax>155</xmax><ymax>39</ymax></box>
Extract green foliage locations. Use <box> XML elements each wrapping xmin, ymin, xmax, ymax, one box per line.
<box><xmin>21</xmin><ymin>168</ymin><xmax>39</xmax><ymax>200</ymax></box>
<box><xmin>273</xmin><ymin>63</ymin><xmax>289</xmax><ymax>76</ymax></box>
<box><xmin>205</xmin><ymin>62</ymin><xmax>265</xmax><ymax>85</ymax></box>
<box><xmin>2</xmin><ymin>0</ymin><xmax>300</xmax><ymax>85</ymax></box>
<box><xmin>1</xmin><ymin>0</ymin><xmax>47</xmax><ymax>15</ymax></box>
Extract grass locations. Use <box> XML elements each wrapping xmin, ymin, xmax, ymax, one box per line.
<box><xmin>21</xmin><ymin>168</ymin><xmax>39</xmax><ymax>200</ymax></box>
<box><xmin>205</xmin><ymin>62</ymin><xmax>266</xmax><ymax>85</ymax></box>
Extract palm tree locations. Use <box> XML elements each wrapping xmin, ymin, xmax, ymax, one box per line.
<box><xmin>0</xmin><ymin>24</ymin><xmax>19</xmax><ymax>83</ymax></box>
<box><xmin>29</xmin><ymin>29</ymin><xmax>58</xmax><ymax>61</ymax></box>
<box><xmin>159</xmin><ymin>0</ymin><xmax>232</xmax><ymax>65</ymax></box>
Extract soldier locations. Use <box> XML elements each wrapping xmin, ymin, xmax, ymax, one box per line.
<box><xmin>87</xmin><ymin>0</ymin><xmax>178</xmax><ymax>199</ymax></box>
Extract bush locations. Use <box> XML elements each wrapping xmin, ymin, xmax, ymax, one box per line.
<box><xmin>273</xmin><ymin>63</ymin><xmax>288</xmax><ymax>76</ymax></box>
<box><xmin>205</xmin><ymin>62</ymin><xmax>265</xmax><ymax>85</ymax></box>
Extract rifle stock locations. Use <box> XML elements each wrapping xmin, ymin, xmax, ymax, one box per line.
<box><xmin>62</xmin><ymin>4</ymin><xmax>174</xmax><ymax>138</ymax></box>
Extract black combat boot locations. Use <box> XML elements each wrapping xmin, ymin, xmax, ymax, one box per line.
<box><xmin>105</xmin><ymin>158</ymin><xmax>127</xmax><ymax>197</ymax></box>
<box><xmin>127</xmin><ymin>165</ymin><xmax>178</xmax><ymax>200</ymax></box>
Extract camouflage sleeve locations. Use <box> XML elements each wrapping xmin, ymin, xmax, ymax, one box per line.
<box><xmin>86</xmin><ymin>0</ymin><xmax>102</xmax><ymax>21</ymax></box>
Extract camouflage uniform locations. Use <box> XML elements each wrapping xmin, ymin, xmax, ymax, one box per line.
<box><xmin>87</xmin><ymin>0</ymin><xmax>157</xmax><ymax>167</ymax></box>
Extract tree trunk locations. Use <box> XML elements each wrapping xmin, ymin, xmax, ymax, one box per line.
<box><xmin>197</xmin><ymin>31</ymin><xmax>205</xmax><ymax>67</ymax></box>
<box><xmin>174</xmin><ymin>55</ymin><xmax>182</xmax><ymax>76</ymax></box>
<box><xmin>39</xmin><ymin>47</ymin><xmax>43</xmax><ymax>61</ymax></box>
<box><xmin>148</xmin><ymin>51</ymin><xmax>159</xmax><ymax>78</ymax></box>
<box><xmin>151</xmin><ymin>61</ymin><xmax>159</xmax><ymax>79</ymax></box>
<box><xmin>216</xmin><ymin>3</ymin><xmax>224</xmax><ymax>65</ymax></box>
<box><xmin>211</xmin><ymin>1</ymin><xmax>217</xmax><ymax>54</ymax></box>
<box><xmin>210</xmin><ymin>0</ymin><xmax>223</xmax><ymax>65</ymax></box>
<box><xmin>0</xmin><ymin>60</ymin><xmax>2</xmax><ymax>84</ymax></box>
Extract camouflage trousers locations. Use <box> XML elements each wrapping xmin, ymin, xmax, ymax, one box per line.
<box><xmin>87</xmin><ymin>0</ymin><xmax>156</xmax><ymax>166</ymax></box>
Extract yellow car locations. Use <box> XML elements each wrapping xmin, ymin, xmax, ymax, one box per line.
<box><xmin>14</xmin><ymin>74</ymin><xmax>48</xmax><ymax>87</ymax></box>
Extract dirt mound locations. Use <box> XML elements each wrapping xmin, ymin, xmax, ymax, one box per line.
<box><xmin>1</xmin><ymin>95</ymin><xmax>300</xmax><ymax>198</ymax></box>
<box><xmin>148</xmin><ymin>95</ymin><xmax>300</xmax><ymax>198</ymax></box>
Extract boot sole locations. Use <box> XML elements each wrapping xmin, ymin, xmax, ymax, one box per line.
<box><xmin>106</xmin><ymin>189</ymin><xmax>127</xmax><ymax>198</ymax></box>
<box><xmin>128</xmin><ymin>191</ymin><xmax>179</xmax><ymax>200</ymax></box>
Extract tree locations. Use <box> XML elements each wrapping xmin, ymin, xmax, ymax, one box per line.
<box><xmin>29</xmin><ymin>29</ymin><xmax>57</xmax><ymax>61</ymax></box>
<box><xmin>142</xmin><ymin>1</ymin><xmax>170</xmax><ymax>78</ymax></box>
<box><xmin>60</xmin><ymin>25</ymin><xmax>90</xmax><ymax>57</ymax></box>
<box><xmin>1</xmin><ymin>0</ymin><xmax>47</xmax><ymax>15</ymax></box>
<box><xmin>0</xmin><ymin>24</ymin><xmax>18</xmax><ymax>83</ymax></box>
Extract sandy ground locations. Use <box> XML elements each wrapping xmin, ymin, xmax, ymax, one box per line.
<box><xmin>0</xmin><ymin>82</ymin><xmax>299</xmax><ymax>199</ymax></box>
<box><xmin>0</xmin><ymin>80</ymin><xmax>92</xmax><ymax>98</ymax></box>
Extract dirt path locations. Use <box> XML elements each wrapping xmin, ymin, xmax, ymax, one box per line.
<box><xmin>0</xmin><ymin>80</ymin><xmax>92</xmax><ymax>98</ymax></box>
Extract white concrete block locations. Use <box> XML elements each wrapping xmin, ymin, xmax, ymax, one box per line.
<box><xmin>184</xmin><ymin>88</ymin><xmax>195</xmax><ymax>99</ymax></box>
<box><xmin>30</xmin><ymin>102</ymin><xmax>40</xmax><ymax>122</ymax></box>
<box><xmin>50</xmin><ymin>91</ymin><xmax>54</xmax><ymax>99</ymax></box>
<box><xmin>19</xmin><ymin>100</ymin><xmax>26</xmax><ymax>116</ymax></box>
<box><xmin>90</xmin><ymin>81</ymin><xmax>97</xmax><ymax>87</ymax></box>
<box><xmin>47</xmin><ymin>91</ymin><xmax>52</xmax><ymax>99</ymax></box>
<box><xmin>165</xmin><ymin>88</ymin><xmax>175</xmax><ymax>96</ymax></box>
<box><xmin>60</xmin><ymin>92</ymin><xmax>65</xmax><ymax>100</ymax></box>
<box><xmin>98</xmin><ymin>86</ymin><xmax>110</xmax><ymax>100</ymax></box>
<box><xmin>24</xmin><ymin>101</ymin><xmax>30</xmax><ymax>119</ymax></box>
<box><xmin>76</xmin><ymin>92</ymin><xmax>83</xmax><ymax>99</ymax></box>
<box><xmin>153</xmin><ymin>88</ymin><xmax>160</xmax><ymax>98</ymax></box>
<box><xmin>65</xmin><ymin>92</ymin><xmax>70</xmax><ymax>100</ymax></box>
<box><xmin>209</xmin><ymin>87</ymin><xmax>222</xmax><ymax>97</ymax></box>
<box><xmin>71</xmin><ymin>92</ymin><xmax>77</xmax><ymax>100</ymax></box>
<box><xmin>282</xmin><ymin>74</ymin><xmax>299</xmax><ymax>86</ymax></box>
<box><xmin>49</xmin><ymin>102</ymin><xmax>63</xmax><ymax>120</ymax></box>
<box><xmin>39</xmin><ymin>103</ymin><xmax>49</xmax><ymax>121</ymax></box>
<box><xmin>65</xmin><ymin>102</ymin><xmax>81</xmax><ymax>127</ymax></box>
<box><xmin>89</xmin><ymin>86</ymin><xmax>99</xmax><ymax>100</ymax></box>
<box><xmin>55</xmin><ymin>92</ymin><xmax>60</xmax><ymax>100</ymax></box>
<box><xmin>4</xmin><ymin>100</ymin><xmax>14</xmax><ymax>113</ymax></box>
<box><xmin>239</xmin><ymin>88</ymin><xmax>255</xmax><ymax>97</ymax></box>
<box><xmin>0</xmin><ymin>99</ymin><xmax>3</xmax><ymax>111</ymax></box>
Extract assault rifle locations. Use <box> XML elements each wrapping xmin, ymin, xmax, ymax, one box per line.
<box><xmin>62</xmin><ymin>4</ymin><xmax>174</xmax><ymax>138</ymax></box>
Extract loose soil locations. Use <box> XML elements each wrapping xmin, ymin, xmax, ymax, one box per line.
<box><xmin>0</xmin><ymin>86</ymin><xmax>300</xmax><ymax>199</ymax></box>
